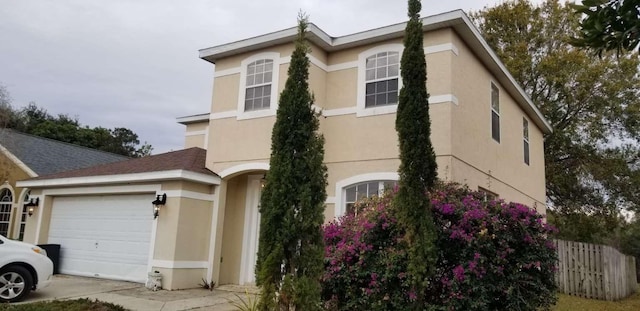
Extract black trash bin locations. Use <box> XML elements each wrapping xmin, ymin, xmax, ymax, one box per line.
<box><xmin>37</xmin><ymin>244</ymin><xmax>60</xmax><ymax>274</ymax></box>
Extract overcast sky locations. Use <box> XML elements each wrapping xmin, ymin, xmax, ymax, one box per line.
<box><xmin>0</xmin><ymin>0</ymin><xmax>544</xmax><ymax>154</ymax></box>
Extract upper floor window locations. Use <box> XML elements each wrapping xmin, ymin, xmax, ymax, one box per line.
<box><xmin>356</xmin><ymin>44</ymin><xmax>403</xmax><ymax>117</ymax></box>
<box><xmin>237</xmin><ymin>52</ymin><xmax>281</xmax><ymax>120</ymax></box>
<box><xmin>491</xmin><ymin>83</ymin><xmax>500</xmax><ymax>143</ymax></box>
<box><xmin>523</xmin><ymin>118</ymin><xmax>530</xmax><ymax>165</ymax></box>
<box><xmin>0</xmin><ymin>189</ymin><xmax>13</xmax><ymax>237</ymax></box>
<box><xmin>244</xmin><ymin>59</ymin><xmax>273</xmax><ymax>112</ymax></box>
<box><xmin>345</xmin><ymin>180</ymin><xmax>397</xmax><ymax>215</ymax></box>
<box><xmin>365</xmin><ymin>52</ymin><xmax>400</xmax><ymax>108</ymax></box>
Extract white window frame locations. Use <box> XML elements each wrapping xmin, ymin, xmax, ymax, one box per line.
<box><xmin>15</xmin><ymin>189</ymin><xmax>30</xmax><ymax>240</ymax></box>
<box><xmin>490</xmin><ymin>81</ymin><xmax>500</xmax><ymax>143</ymax></box>
<box><xmin>523</xmin><ymin>117</ymin><xmax>530</xmax><ymax>165</ymax></box>
<box><xmin>334</xmin><ymin>172</ymin><xmax>399</xmax><ymax>217</ymax></box>
<box><xmin>356</xmin><ymin>44</ymin><xmax>404</xmax><ymax>117</ymax></box>
<box><xmin>0</xmin><ymin>186</ymin><xmax>14</xmax><ymax>238</ymax></box>
<box><xmin>237</xmin><ymin>52</ymin><xmax>281</xmax><ymax>120</ymax></box>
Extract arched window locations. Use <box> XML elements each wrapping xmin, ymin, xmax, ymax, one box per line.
<box><xmin>18</xmin><ymin>190</ymin><xmax>30</xmax><ymax>240</ymax></box>
<box><xmin>344</xmin><ymin>180</ymin><xmax>397</xmax><ymax>215</ymax></box>
<box><xmin>356</xmin><ymin>44</ymin><xmax>403</xmax><ymax>117</ymax></box>
<box><xmin>244</xmin><ymin>59</ymin><xmax>274</xmax><ymax>111</ymax></box>
<box><xmin>365</xmin><ymin>51</ymin><xmax>400</xmax><ymax>108</ymax></box>
<box><xmin>237</xmin><ymin>52</ymin><xmax>280</xmax><ymax>120</ymax></box>
<box><xmin>0</xmin><ymin>188</ymin><xmax>13</xmax><ymax>237</ymax></box>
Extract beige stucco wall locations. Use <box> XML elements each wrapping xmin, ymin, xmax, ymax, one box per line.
<box><xmin>218</xmin><ymin>175</ymin><xmax>248</xmax><ymax>285</ymax></box>
<box><xmin>155</xmin><ymin>268</ymin><xmax>208</xmax><ymax>291</ymax></box>
<box><xmin>208</xmin><ymin>117</ymin><xmax>274</xmax><ymax>174</ymax></box>
<box><xmin>183</xmin><ymin>121</ymin><xmax>209</xmax><ymax>149</ymax></box>
<box><xmin>449</xmin><ymin>31</ymin><xmax>546</xmax><ymax>210</ymax></box>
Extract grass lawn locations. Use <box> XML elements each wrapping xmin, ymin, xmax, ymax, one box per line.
<box><xmin>553</xmin><ymin>292</ymin><xmax>640</xmax><ymax>311</ymax></box>
<box><xmin>0</xmin><ymin>298</ymin><xmax>128</xmax><ymax>311</ymax></box>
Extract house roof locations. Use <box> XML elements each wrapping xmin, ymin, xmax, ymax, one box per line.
<box><xmin>18</xmin><ymin>147</ymin><xmax>220</xmax><ymax>188</ymax></box>
<box><xmin>198</xmin><ymin>9</ymin><xmax>553</xmax><ymax>134</ymax></box>
<box><xmin>0</xmin><ymin>129</ymin><xmax>128</xmax><ymax>177</ymax></box>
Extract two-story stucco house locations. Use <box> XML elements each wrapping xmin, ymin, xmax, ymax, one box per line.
<box><xmin>18</xmin><ymin>10</ymin><xmax>551</xmax><ymax>290</ymax></box>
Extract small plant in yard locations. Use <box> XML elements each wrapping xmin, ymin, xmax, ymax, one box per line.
<box><xmin>228</xmin><ymin>288</ymin><xmax>259</xmax><ymax>311</ymax></box>
<box><xmin>0</xmin><ymin>298</ymin><xmax>127</xmax><ymax>311</ymax></box>
<box><xmin>322</xmin><ymin>182</ymin><xmax>558</xmax><ymax>311</ymax></box>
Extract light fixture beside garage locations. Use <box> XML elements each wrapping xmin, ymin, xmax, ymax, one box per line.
<box><xmin>151</xmin><ymin>193</ymin><xmax>167</xmax><ymax>219</ymax></box>
<box><xmin>25</xmin><ymin>197</ymin><xmax>39</xmax><ymax>217</ymax></box>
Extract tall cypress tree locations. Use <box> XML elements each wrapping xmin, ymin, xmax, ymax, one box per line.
<box><xmin>255</xmin><ymin>13</ymin><xmax>327</xmax><ymax>311</ymax></box>
<box><xmin>395</xmin><ymin>0</ymin><xmax>438</xmax><ymax>307</ymax></box>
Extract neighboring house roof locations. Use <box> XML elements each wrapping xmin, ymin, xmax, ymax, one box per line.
<box><xmin>176</xmin><ymin>113</ymin><xmax>209</xmax><ymax>125</ymax></box>
<box><xmin>19</xmin><ymin>147</ymin><xmax>219</xmax><ymax>188</ymax></box>
<box><xmin>198</xmin><ymin>9</ymin><xmax>553</xmax><ymax>134</ymax></box>
<box><xmin>0</xmin><ymin>129</ymin><xmax>128</xmax><ymax>177</ymax></box>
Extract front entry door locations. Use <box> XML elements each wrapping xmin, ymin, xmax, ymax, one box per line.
<box><xmin>239</xmin><ymin>175</ymin><xmax>262</xmax><ymax>285</ymax></box>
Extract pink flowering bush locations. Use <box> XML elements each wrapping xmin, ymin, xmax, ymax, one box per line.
<box><xmin>322</xmin><ymin>182</ymin><xmax>558</xmax><ymax>311</ymax></box>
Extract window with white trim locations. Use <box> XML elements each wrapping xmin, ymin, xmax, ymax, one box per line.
<box><xmin>365</xmin><ymin>52</ymin><xmax>400</xmax><ymax>108</ymax></box>
<box><xmin>18</xmin><ymin>191</ymin><xmax>29</xmax><ymax>241</ymax></box>
<box><xmin>237</xmin><ymin>52</ymin><xmax>280</xmax><ymax>120</ymax></box>
<box><xmin>523</xmin><ymin>118</ymin><xmax>530</xmax><ymax>165</ymax></box>
<box><xmin>478</xmin><ymin>187</ymin><xmax>498</xmax><ymax>202</ymax></box>
<box><xmin>244</xmin><ymin>59</ymin><xmax>274</xmax><ymax>111</ymax></box>
<box><xmin>344</xmin><ymin>180</ymin><xmax>397</xmax><ymax>214</ymax></box>
<box><xmin>356</xmin><ymin>44</ymin><xmax>403</xmax><ymax>117</ymax></box>
<box><xmin>0</xmin><ymin>189</ymin><xmax>13</xmax><ymax>237</ymax></box>
<box><xmin>491</xmin><ymin>83</ymin><xmax>500</xmax><ymax>143</ymax></box>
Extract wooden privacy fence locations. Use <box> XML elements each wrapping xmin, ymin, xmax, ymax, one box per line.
<box><xmin>555</xmin><ymin>239</ymin><xmax>638</xmax><ymax>301</ymax></box>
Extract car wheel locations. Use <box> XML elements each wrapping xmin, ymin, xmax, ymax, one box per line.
<box><xmin>0</xmin><ymin>265</ymin><xmax>33</xmax><ymax>303</ymax></box>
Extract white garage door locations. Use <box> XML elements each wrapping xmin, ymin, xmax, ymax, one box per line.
<box><xmin>48</xmin><ymin>194</ymin><xmax>154</xmax><ymax>283</ymax></box>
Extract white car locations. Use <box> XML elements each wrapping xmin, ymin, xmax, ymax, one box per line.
<box><xmin>0</xmin><ymin>235</ymin><xmax>53</xmax><ymax>302</ymax></box>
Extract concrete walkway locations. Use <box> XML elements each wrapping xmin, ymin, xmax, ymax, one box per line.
<box><xmin>21</xmin><ymin>275</ymin><xmax>258</xmax><ymax>311</ymax></box>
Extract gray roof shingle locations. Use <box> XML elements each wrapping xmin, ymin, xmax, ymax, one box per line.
<box><xmin>30</xmin><ymin>147</ymin><xmax>216</xmax><ymax>180</ymax></box>
<box><xmin>0</xmin><ymin>129</ymin><xmax>129</xmax><ymax>176</ymax></box>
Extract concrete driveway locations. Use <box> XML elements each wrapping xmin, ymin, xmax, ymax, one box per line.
<box><xmin>20</xmin><ymin>275</ymin><xmax>257</xmax><ymax>311</ymax></box>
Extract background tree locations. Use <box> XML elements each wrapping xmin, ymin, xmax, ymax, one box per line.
<box><xmin>2</xmin><ymin>100</ymin><xmax>152</xmax><ymax>157</ymax></box>
<box><xmin>0</xmin><ymin>84</ymin><xmax>13</xmax><ymax>183</ymax></box>
<box><xmin>0</xmin><ymin>85</ymin><xmax>11</xmax><ymax>129</ymax></box>
<box><xmin>472</xmin><ymin>0</ymin><xmax>640</xmax><ymax>216</ymax></box>
<box><xmin>394</xmin><ymin>0</ymin><xmax>438</xmax><ymax>306</ymax></box>
<box><xmin>546</xmin><ymin>208</ymin><xmax>626</xmax><ymax>244</ymax></box>
<box><xmin>255</xmin><ymin>13</ymin><xmax>327</xmax><ymax>311</ymax></box>
<box><xmin>572</xmin><ymin>0</ymin><xmax>640</xmax><ymax>56</ymax></box>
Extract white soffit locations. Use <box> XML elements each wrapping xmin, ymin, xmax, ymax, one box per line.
<box><xmin>176</xmin><ymin>113</ymin><xmax>210</xmax><ymax>125</ymax></box>
<box><xmin>17</xmin><ymin>170</ymin><xmax>221</xmax><ymax>188</ymax></box>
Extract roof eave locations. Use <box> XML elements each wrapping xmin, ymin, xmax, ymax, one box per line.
<box><xmin>17</xmin><ymin>169</ymin><xmax>221</xmax><ymax>188</ymax></box>
<box><xmin>198</xmin><ymin>11</ymin><xmax>464</xmax><ymax>63</ymax></box>
<box><xmin>176</xmin><ymin>113</ymin><xmax>210</xmax><ymax>125</ymax></box>
<box><xmin>0</xmin><ymin>144</ymin><xmax>38</xmax><ymax>178</ymax></box>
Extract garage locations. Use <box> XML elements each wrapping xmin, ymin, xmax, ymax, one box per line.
<box><xmin>17</xmin><ymin>148</ymin><xmax>221</xmax><ymax>289</ymax></box>
<box><xmin>48</xmin><ymin>194</ymin><xmax>154</xmax><ymax>283</ymax></box>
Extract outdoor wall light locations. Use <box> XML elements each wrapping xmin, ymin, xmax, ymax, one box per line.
<box><xmin>25</xmin><ymin>197</ymin><xmax>39</xmax><ymax>217</ymax></box>
<box><xmin>152</xmin><ymin>193</ymin><xmax>166</xmax><ymax>219</ymax></box>
<box><xmin>260</xmin><ymin>173</ymin><xmax>267</xmax><ymax>189</ymax></box>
